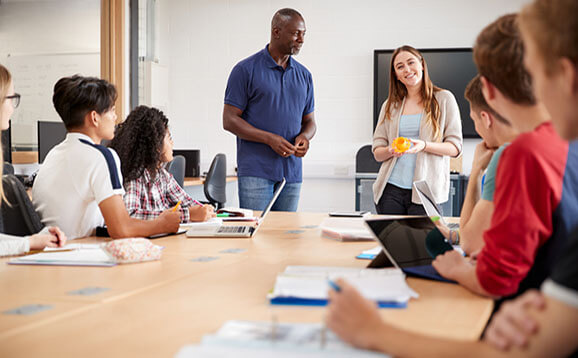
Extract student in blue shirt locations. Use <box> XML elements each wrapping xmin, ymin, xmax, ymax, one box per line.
<box><xmin>456</xmin><ymin>75</ymin><xmax>518</xmax><ymax>255</ymax></box>
<box><xmin>223</xmin><ymin>8</ymin><xmax>316</xmax><ymax>212</ymax></box>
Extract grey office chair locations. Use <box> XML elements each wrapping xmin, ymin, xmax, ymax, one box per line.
<box><xmin>166</xmin><ymin>155</ymin><xmax>186</xmax><ymax>189</ymax></box>
<box><xmin>1</xmin><ymin>174</ymin><xmax>44</xmax><ymax>236</ymax></box>
<box><xmin>203</xmin><ymin>153</ymin><xmax>226</xmax><ymax>209</ymax></box>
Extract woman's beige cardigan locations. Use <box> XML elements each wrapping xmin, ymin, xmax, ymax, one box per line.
<box><xmin>372</xmin><ymin>89</ymin><xmax>463</xmax><ymax>205</ymax></box>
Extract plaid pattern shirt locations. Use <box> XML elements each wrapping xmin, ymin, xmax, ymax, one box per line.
<box><xmin>124</xmin><ymin>168</ymin><xmax>194</xmax><ymax>222</ymax></box>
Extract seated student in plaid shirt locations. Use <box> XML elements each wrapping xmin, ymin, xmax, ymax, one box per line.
<box><xmin>109</xmin><ymin>106</ymin><xmax>215</xmax><ymax>223</ymax></box>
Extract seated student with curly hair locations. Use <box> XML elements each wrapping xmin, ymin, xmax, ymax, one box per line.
<box><xmin>109</xmin><ymin>106</ymin><xmax>215</xmax><ymax>223</ymax></box>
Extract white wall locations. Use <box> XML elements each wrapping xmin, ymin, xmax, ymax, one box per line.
<box><xmin>0</xmin><ymin>0</ymin><xmax>100</xmax><ymax>147</ymax></box>
<box><xmin>158</xmin><ymin>0</ymin><xmax>530</xmax><ymax>211</ymax></box>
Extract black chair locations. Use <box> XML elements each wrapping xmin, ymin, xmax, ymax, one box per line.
<box><xmin>1</xmin><ymin>174</ymin><xmax>44</xmax><ymax>236</ymax></box>
<box><xmin>355</xmin><ymin>144</ymin><xmax>381</xmax><ymax>174</ymax></box>
<box><xmin>203</xmin><ymin>153</ymin><xmax>226</xmax><ymax>209</ymax></box>
<box><xmin>166</xmin><ymin>155</ymin><xmax>186</xmax><ymax>189</ymax></box>
<box><xmin>3</xmin><ymin>162</ymin><xmax>14</xmax><ymax>175</ymax></box>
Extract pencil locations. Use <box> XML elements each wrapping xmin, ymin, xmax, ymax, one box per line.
<box><xmin>171</xmin><ymin>201</ymin><xmax>182</xmax><ymax>212</ymax></box>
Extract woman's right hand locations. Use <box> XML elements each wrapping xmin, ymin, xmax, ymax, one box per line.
<box><xmin>387</xmin><ymin>146</ymin><xmax>404</xmax><ymax>158</ymax></box>
<box><xmin>28</xmin><ymin>233</ymin><xmax>61</xmax><ymax>250</ymax></box>
<box><xmin>374</xmin><ymin>146</ymin><xmax>403</xmax><ymax>162</ymax></box>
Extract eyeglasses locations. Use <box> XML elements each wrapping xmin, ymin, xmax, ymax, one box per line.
<box><xmin>5</xmin><ymin>93</ymin><xmax>21</xmax><ymax>109</ymax></box>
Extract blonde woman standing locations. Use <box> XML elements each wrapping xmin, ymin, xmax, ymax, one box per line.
<box><xmin>0</xmin><ymin>64</ymin><xmax>66</xmax><ymax>256</ymax></box>
<box><xmin>373</xmin><ymin>46</ymin><xmax>463</xmax><ymax>215</ymax></box>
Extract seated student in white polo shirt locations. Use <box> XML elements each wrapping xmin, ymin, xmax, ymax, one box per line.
<box><xmin>32</xmin><ymin>75</ymin><xmax>180</xmax><ymax>239</ymax></box>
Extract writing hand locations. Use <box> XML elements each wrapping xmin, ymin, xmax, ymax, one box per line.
<box><xmin>47</xmin><ymin>226</ymin><xmax>67</xmax><ymax>247</ymax></box>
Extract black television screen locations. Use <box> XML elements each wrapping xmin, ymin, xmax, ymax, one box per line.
<box><xmin>374</xmin><ymin>48</ymin><xmax>479</xmax><ymax>138</ymax></box>
<box><xmin>38</xmin><ymin>121</ymin><xmax>67</xmax><ymax>164</ymax></box>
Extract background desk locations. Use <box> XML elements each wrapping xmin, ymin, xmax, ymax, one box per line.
<box><xmin>0</xmin><ymin>212</ymin><xmax>492</xmax><ymax>357</ymax></box>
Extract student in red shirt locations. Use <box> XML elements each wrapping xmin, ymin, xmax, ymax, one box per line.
<box><xmin>432</xmin><ymin>14</ymin><xmax>578</xmax><ymax>300</ymax></box>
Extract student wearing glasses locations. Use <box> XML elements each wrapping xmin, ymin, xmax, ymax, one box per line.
<box><xmin>0</xmin><ymin>64</ymin><xmax>67</xmax><ymax>256</ymax></box>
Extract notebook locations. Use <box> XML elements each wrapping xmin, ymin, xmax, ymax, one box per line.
<box><xmin>413</xmin><ymin>180</ymin><xmax>459</xmax><ymax>229</ymax></box>
<box><xmin>365</xmin><ymin>217</ymin><xmax>456</xmax><ymax>283</ymax></box>
<box><xmin>268</xmin><ymin>265</ymin><xmax>418</xmax><ymax>308</ymax></box>
<box><xmin>9</xmin><ymin>246</ymin><xmax>116</xmax><ymax>267</ymax></box>
<box><xmin>186</xmin><ymin>178</ymin><xmax>286</xmax><ymax>238</ymax></box>
<box><xmin>320</xmin><ymin>217</ymin><xmax>374</xmax><ymax>241</ymax></box>
<box><xmin>176</xmin><ymin>320</ymin><xmax>389</xmax><ymax>358</ymax></box>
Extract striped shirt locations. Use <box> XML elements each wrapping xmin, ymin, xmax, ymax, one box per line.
<box><xmin>124</xmin><ymin>168</ymin><xmax>194</xmax><ymax>222</ymax></box>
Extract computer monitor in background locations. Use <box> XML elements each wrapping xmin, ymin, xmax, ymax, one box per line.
<box><xmin>374</xmin><ymin>48</ymin><xmax>480</xmax><ymax>138</ymax></box>
<box><xmin>2</xmin><ymin>121</ymin><xmax>11</xmax><ymax>163</ymax></box>
<box><xmin>38</xmin><ymin>121</ymin><xmax>67</xmax><ymax>164</ymax></box>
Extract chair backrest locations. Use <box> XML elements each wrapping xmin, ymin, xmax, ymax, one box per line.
<box><xmin>166</xmin><ymin>155</ymin><xmax>186</xmax><ymax>189</ymax></box>
<box><xmin>356</xmin><ymin>144</ymin><xmax>381</xmax><ymax>174</ymax></box>
<box><xmin>1</xmin><ymin>174</ymin><xmax>44</xmax><ymax>236</ymax></box>
<box><xmin>204</xmin><ymin>153</ymin><xmax>226</xmax><ymax>209</ymax></box>
<box><xmin>3</xmin><ymin>162</ymin><xmax>14</xmax><ymax>175</ymax></box>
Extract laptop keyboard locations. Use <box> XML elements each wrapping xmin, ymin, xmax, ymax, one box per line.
<box><xmin>217</xmin><ymin>226</ymin><xmax>247</xmax><ymax>234</ymax></box>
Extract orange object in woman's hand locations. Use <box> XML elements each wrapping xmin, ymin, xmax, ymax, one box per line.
<box><xmin>392</xmin><ymin>137</ymin><xmax>411</xmax><ymax>153</ymax></box>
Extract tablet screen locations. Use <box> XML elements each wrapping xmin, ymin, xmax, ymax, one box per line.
<box><xmin>365</xmin><ymin>217</ymin><xmax>435</xmax><ymax>268</ymax></box>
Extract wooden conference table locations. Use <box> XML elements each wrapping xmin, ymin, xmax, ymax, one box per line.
<box><xmin>0</xmin><ymin>212</ymin><xmax>492</xmax><ymax>357</ymax></box>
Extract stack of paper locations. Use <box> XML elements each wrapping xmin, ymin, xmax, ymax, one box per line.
<box><xmin>320</xmin><ymin>217</ymin><xmax>374</xmax><ymax>241</ymax></box>
<box><xmin>268</xmin><ymin>266</ymin><xmax>418</xmax><ymax>308</ymax></box>
<box><xmin>179</xmin><ymin>217</ymin><xmax>223</xmax><ymax>232</ymax></box>
<box><xmin>176</xmin><ymin>320</ymin><xmax>389</xmax><ymax>358</ymax></box>
<box><xmin>9</xmin><ymin>245</ymin><xmax>115</xmax><ymax>267</ymax></box>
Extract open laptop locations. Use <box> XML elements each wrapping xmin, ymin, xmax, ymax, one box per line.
<box><xmin>186</xmin><ymin>178</ymin><xmax>286</xmax><ymax>238</ymax></box>
<box><xmin>413</xmin><ymin>180</ymin><xmax>459</xmax><ymax>229</ymax></box>
<box><xmin>365</xmin><ymin>217</ymin><xmax>456</xmax><ymax>283</ymax></box>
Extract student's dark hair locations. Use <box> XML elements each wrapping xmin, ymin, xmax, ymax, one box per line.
<box><xmin>465</xmin><ymin>75</ymin><xmax>510</xmax><ymax>125</ymax></box>
<box><xmin>109</xmin><ymin>105</ymin><xmax>168</xmax><ymax>183</ymax></box>
<box><xmin>473</xmin><ymin>14</ymin><xmax>536</xmax><ymax>105</ymax></box>
<box><xmin>52</xmin><ymin>75</ymin><xmax>117</xmax><ymax>130</ymax></box>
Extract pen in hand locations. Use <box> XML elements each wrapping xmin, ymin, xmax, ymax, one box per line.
<box><xmin>328</xmin><ymin>279</ymin><xmax>341</xmax><ymax>292</ymax></box>
<box><xmin>192</xmin><ymin>199</ymin><xmax>204</xmax><ymax>207</ymax></box>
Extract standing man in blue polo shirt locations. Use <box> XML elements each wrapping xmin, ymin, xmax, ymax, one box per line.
<box><xmin>223</xmin><ymin>8</ymin><xmax>316</xmax><ymax>212</ymax></box>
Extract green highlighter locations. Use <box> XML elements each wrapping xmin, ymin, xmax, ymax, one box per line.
<box><xmin>216</xmin><ymin>213</ymin><xmax>230</xmax><ymax>218</ymax></box>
